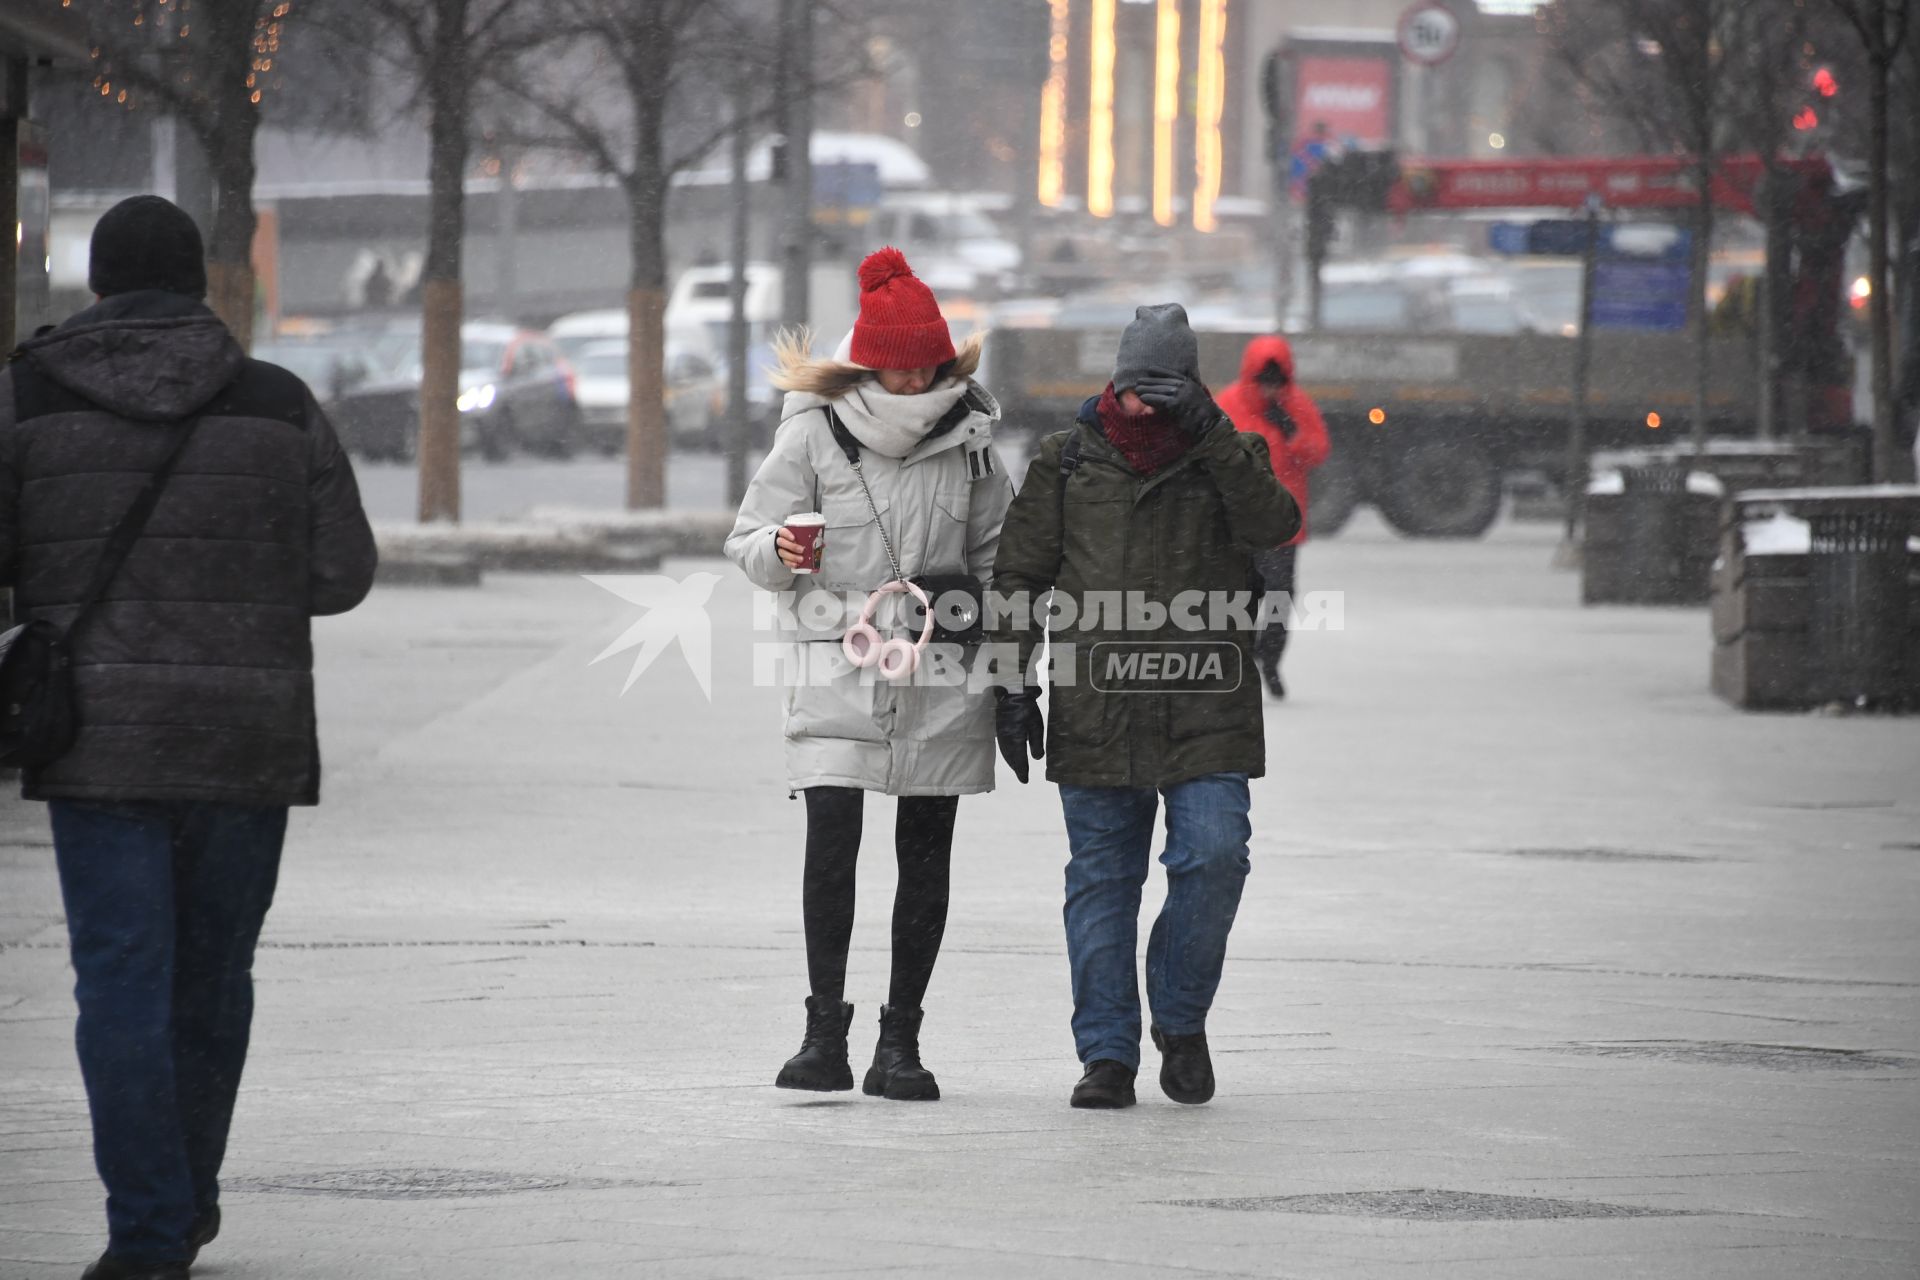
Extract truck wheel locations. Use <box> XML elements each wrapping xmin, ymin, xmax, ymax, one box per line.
<box><xmin>1374</xmin><ymin>436</ymin><xmax>1502</xmax><ymax>539</ymax></box>
<box><xmin>1306</xmin><ymin>450</ymin><xmax>1361</xmax><ymax>538</ymax></box>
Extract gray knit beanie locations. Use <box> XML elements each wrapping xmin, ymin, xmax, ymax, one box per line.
<box><xmin>1112</xmin><ymin>303</ymin><xmax>1199</xmax><ymax>392</ymax></box>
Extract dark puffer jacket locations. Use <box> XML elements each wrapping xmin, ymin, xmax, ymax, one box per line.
<box><xmin>991</xmin><ymin>399</ymin><xmax>1298</xmax><ymax>789</ymax></box>
<box><xmin>0</xmin><ymin>291</ymin><xmax>378</xmax><ymax>806</ymax></box>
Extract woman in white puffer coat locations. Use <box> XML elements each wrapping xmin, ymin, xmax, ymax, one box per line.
<box><xmin>724</xmin><ymin>247</ymin><xmax>1012</xmax><ymax>1103</ymax></box>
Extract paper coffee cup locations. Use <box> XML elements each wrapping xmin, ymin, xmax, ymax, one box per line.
<box><xmin>785</xmin><ymin>512</ymin><xmax>827</xmax><ymax>574</ymax></box>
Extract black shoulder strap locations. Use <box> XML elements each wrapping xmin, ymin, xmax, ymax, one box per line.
<box><xmin>822</xmin><ymin>404</ymin><xmax>862</xmax><ymax>466</ymax></box>
<box><xmin>66</xmin><ymin>419</ymin><xmax>200</xmax><ymax>638</ymax></box>
<box><xmin>11</xmin><ymin>356</ymin><xmax>206</xmax><ymax>635</ymax></box>
<box><xmin>1057</xmin><ymin>426</ymin><xmax>1084</xmax><ymax>487</ymax></box>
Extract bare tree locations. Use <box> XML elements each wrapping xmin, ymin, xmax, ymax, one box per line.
<box><xmin>1894</xmin><ymin>24</ymin><xmax>1920</xmax><ymax>463</ymax></box>
<box><xmin>1823</xmin><ymin>0</ymin><xmax>1913</xmax><ymax>480</ymax></box>
<box><xmin>500</xmin><ymin>2</ymin><xmax>757</xmax><ymax>510</ymax></box>
<box><xmin>332</xmin><ymin>0</ymin><xmax>548</xmax><ymax>523</ymax></box>
<box><xmin>1546</xmin><ymin>0</ymin><xmax>1732</xmax><ymax>452</ymax></box>
<box><xmin>74</xmin><ymin>0</ymin><xmax>303</xmax><ymax>348</ymax></box>
<box><xmin>502</xmin><ymin>1</ymin><xmax>872</xmax><ymax>510</ymax></box>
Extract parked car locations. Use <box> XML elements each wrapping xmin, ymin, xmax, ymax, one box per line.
<box><xmin>548</xmin><ymin>309</ymin><xmax>628</xmax><ymax>364</ymax></box>
<box><xmin>711</xmin><ymin>340</ymin><xmax>783</xmax><ymax>450</ymax></box>
<box><xmin>572</xmin><ymin>339</ymin><xmax>721</xmax><ymax>454</ymax></box>
<box><xmin>572</xmin><ymin>339</ymin><xmax>727</xmax><ymax>453</ymax></box>
<box><xmin>865</xmin><ymin>195</ymin><xmax>1020</xmax><ymax>297</ymax></box>
<box><xmin>1442</xmin><ymin>276</ymin><xmax>1545</xmax><ymax>335</ymax></box>
<box><xmin>252</xmin><ymin>336</ymin><xmax>377</xmax><ymax>403</ymax></box>
<box><xmin>664</xmin><ymin>263</ymin><xmax>783</xmax><ymax>354</ymax></box>
<box><xmin>331</xmin><ymin>322</ymin><xmax>580</xmax><ymax>461</ymax></box>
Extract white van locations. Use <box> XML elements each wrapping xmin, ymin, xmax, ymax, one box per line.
<box><xmin>666</xmin><ymin>262</ymin><xmax>784</xmax><ymax>354</ymax></box>
<box><xmin>548</xmin><ymin>306</ymin><xmax>719</xmax><ymax>372</ymax></box>
<box><xmin>864</xmin><ymin>195</ymin><xmax>1020</xmax><ymax>297</ymax></box>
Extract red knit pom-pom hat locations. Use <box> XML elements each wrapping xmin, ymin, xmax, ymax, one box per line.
<box><xmin>849</xmin><ymin>246</ymin><xmax>956</xmax><ymax>371</ymax></box>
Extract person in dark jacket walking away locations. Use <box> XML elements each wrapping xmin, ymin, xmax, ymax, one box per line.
<box><xmin>990</xmin><ymin>304</ymin><xmax>1298</xmax><ymax>1109</ymax></box>
<box><xmin>0</xmin><ymin>196</ymin><xmax>378</xmax><ymax>1280</ymax></box>
<box><xmin>1216</xmin><ymin>334</ymin><xmax>1330</xmax><ymax>699</ymax></box>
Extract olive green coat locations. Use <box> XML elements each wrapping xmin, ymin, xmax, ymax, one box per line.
<box><xmin>990</xmin><ymin>404</ymin><xmax>1299</xmax><ymax>788</ymax></box>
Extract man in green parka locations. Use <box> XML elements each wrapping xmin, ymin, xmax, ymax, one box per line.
<box><xmin>990</xmin><ymin>303</ymin><xmax>1299</xmax><ymax>1109</ymax></box>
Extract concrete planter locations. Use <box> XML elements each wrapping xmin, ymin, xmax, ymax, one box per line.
<box><xmin>1710</xmin><ymin>487</ymin><xmax>1920</xmax><ymax>710</ymax></box>
<box><xmin>372</xmin><ymin>521</ymin><xmax>664</xmax><ymax>575</ymax></box>
<box><xmin>1582</xmin><ymin>461</ymin><xmax>1721</xmax><ymax>605</ymax></box>
<box><xmin>1583</xmin><ymin>440</ymin><xmax>1872</xmax><ymax>609</ymax></box>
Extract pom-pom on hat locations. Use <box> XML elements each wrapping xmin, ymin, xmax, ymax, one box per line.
<box><xmin>849</xmin><ymin>246</ymin><xmax>956</xmax><ymax>371</ymax></box>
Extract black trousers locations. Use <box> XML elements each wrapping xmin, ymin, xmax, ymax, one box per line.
<box><xmin>801</xmin><ymin>787</ymin><xmax>959</xmax><ymax>1011</ymax></box>
<box><xmin>1254</xmin><ymin>545</ymin><xmax>1298</xmax><ymax>671</ymax></box>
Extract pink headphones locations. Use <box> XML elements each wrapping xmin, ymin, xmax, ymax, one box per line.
<box><xmin>842</xmin><ymin>579</ymin><xmax>934</xmax><ymax>680</ymax></box>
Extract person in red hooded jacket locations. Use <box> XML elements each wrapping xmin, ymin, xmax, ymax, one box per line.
<box><xmin>1216</xmin><ymin>335</ymin><xmax>1330</xmax><ymax>699</ymax></box>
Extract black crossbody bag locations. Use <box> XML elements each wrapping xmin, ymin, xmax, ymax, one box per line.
<box><xmin>0</xmin><ymin>372</ymin><xmax>200</xmax><ymax>769</ymax></box>
<box><xmin>824</xmin><ymin>403</ymin><xmax>986</xmax><ymax>645</ymax></box>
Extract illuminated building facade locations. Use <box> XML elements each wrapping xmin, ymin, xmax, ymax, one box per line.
<box><xmin>1036</xmin><ymin>0</ymin><xmax>1248</xmax><ymax>230</ymax></box>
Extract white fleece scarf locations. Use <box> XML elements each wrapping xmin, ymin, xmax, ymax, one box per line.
<box><xmin>825</xmin><ymin>330</ymin><xmax>967</xmax><ymax>459</ymax></box>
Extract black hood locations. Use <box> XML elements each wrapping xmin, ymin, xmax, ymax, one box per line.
<box><xmin>20</xmin><ymin>290</ymin><xmax>245</xmax><ymax>423</ymax></box>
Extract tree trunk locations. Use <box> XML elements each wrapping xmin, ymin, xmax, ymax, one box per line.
<box><xmin>626</xmin><ymin>260</ymin><xmax>668</xmax><ymax>509</ymax></box>
<box><xmin>201</xmin><ymin>4</ymin><xmax>262</xmax><ymax>349</ymax></box>
<box><xmin>778</xmin><ymin>0</ymin><xmax>814</xmax><ymax>331</ymax></box>
<box><xmin>1866</xmin><ymin>40</ymin><xmax>1898</xmax><ymax>481</ymax></box>
<box><xmin>417</xmin><ymin>0</ymin><xmax>471</xmax><ymax>525</ymax></box>
<box><xmin>1690</xmin><ymin>154</ymin><xmax>1713</xmax><ymax>454</ymax></box>
<box><xmin>726</xmin><ymin>78</ymin><xmax>753</xmax><ymax>508</ymax></box>
<box><xmin>625</xmin><ymin>110</ymin><xmax>670</xmax><ymax>510</ymax></box>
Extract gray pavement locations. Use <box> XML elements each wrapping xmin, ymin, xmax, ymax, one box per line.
<box><xmin>3</xmin><ymin>512</ymin><xmax>1918</xmax><ymax>1278</ymax></box>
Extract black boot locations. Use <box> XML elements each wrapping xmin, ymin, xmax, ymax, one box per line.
<box><xmin>81</xmin><ymin>1254</ymin><xmax>188</xmax><ymax>1280</ymax></box>
<box><xmin>775</xmin><ymin>995</ymin><xmax>854</xmax><ymax>1091</ymax></box>
<box><xmin>1260</xmin><ymin>660</ymin><xmax>1286</xmax><ymax>701</ymax></box>
<box><xmin>1070</xmin><ymin>1059</ymin><xmax>1137</xmax><ymax>1109</ymax></box>
<box><xmin>187</xmin><ymin>1204</ymin><xmax>220</xmax><ymax>1263</ymax></box>
<box><xmin>863</xmin><ymin>1005</ymin><xmax>940</xmax><ymax>1101</ymax></box>
<box><xmin>1151</xmin><ymin>1025</ymin><xmax>1216</xmax><ymax>1104</ymax></box>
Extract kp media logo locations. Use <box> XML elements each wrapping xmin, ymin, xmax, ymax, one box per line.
<box><xmin>585</xmin><ymin>573</ymin><xmax>723</xmax><ymax>699</ymax></box>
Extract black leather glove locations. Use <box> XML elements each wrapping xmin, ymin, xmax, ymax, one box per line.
<box><xmin>1133</xmin><ymin>373</ymin><xmax>1221</xmax><ymax>437</ymax></box>
<box><xmin>1263</xmin><ymin>402</ymin><xmax>1299</xmax><ymax>440</ymax></box>
<box><xmin>993</xmin><ymin>686</ymin><xmax>1045</xmax><ymax>784</ymax></box>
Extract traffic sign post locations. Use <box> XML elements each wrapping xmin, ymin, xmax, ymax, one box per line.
<box><xmin>1398</xmin><ymin>2</ymin><xmax>1461</xmax><ymax>67</ymax></box>
<box><xmin>1562</xmin><ymin>197</ymin><xmax>1603</xmax><ymax>561</ymax></box>
<box><xmin>1589</xmin><ymin>259</ymin><xmax>1691</xmax><ymax>333</ymax></box>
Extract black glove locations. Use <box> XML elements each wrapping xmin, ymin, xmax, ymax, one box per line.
<box><xmin>993</xmin><ymin>686</ymin><xmax>1045</xmax><ymax>784</ymax></box>
<box><xmin>1263</xmin><ymin>402</ymin><xmax>1299</xmax><ymax>440</ymax></box>
<box><xmin>1133</xmin><ymin>373</ymin><xmax>1220</xmax><ymax>437</ymax></box>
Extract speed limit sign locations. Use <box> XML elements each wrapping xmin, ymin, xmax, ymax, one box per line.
<box><xmin>1398</xmin><ymin>2</ymin><xmax>1461</xmax><ymax>66</ymax></box>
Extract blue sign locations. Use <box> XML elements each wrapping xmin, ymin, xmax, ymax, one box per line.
<box><xmin>1590</xmin><ymin>258</ymin><xmax>1691</xmax><ymax>332</ymax></box>
<box><xmin>1488</xmin><ymin>222</ymin><xmax>1535</xmax><ymax>255</ymax></box>
<box><xmin>812</xmin><ymin>161</ymin><xmax>883</xmax><ymax>211</ymax></box>
<box><xmin>1289</xmin><ymin>139</ymin><xmax>1332</xmax><ymax>198</ymax></box>
<box><xmin>1489</xmin><ymin>220</ymin><xmax>1693</xmax><ymax>262</ymax></box>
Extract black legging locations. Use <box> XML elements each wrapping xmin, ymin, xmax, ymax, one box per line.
<box><xmin>802</xmin><ymin>787</ymin><xmax>958</xmax><ymax>1011</ymax></box>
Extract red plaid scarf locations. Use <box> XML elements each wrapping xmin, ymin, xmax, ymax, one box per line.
<box><xmin>1095</xmin><ymin>383</ymin><xmax>1193</xmax><ymax>476</ymax></box>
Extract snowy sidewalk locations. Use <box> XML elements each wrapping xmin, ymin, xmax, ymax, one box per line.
<box><xmin>3</xmin><ymin>514</ymin><xmax>1917</xmax><ymax>1279</ymax></box>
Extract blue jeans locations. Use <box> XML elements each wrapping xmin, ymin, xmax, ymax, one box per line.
<box><xmin>1059</xmin><ymin>773</ymin><xmax>1252</xmax><ymax>1070</ymax></box>
<box><xmin>50</xmin><ymin>799</ymin><xmax>288</xmax><ymax>1265</ymax></box>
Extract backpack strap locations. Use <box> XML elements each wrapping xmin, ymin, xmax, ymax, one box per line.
<box><xmin>1057</xmin><ymin>425</ymin><xmax>1084</xmax><ymax>497</ymax></box>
